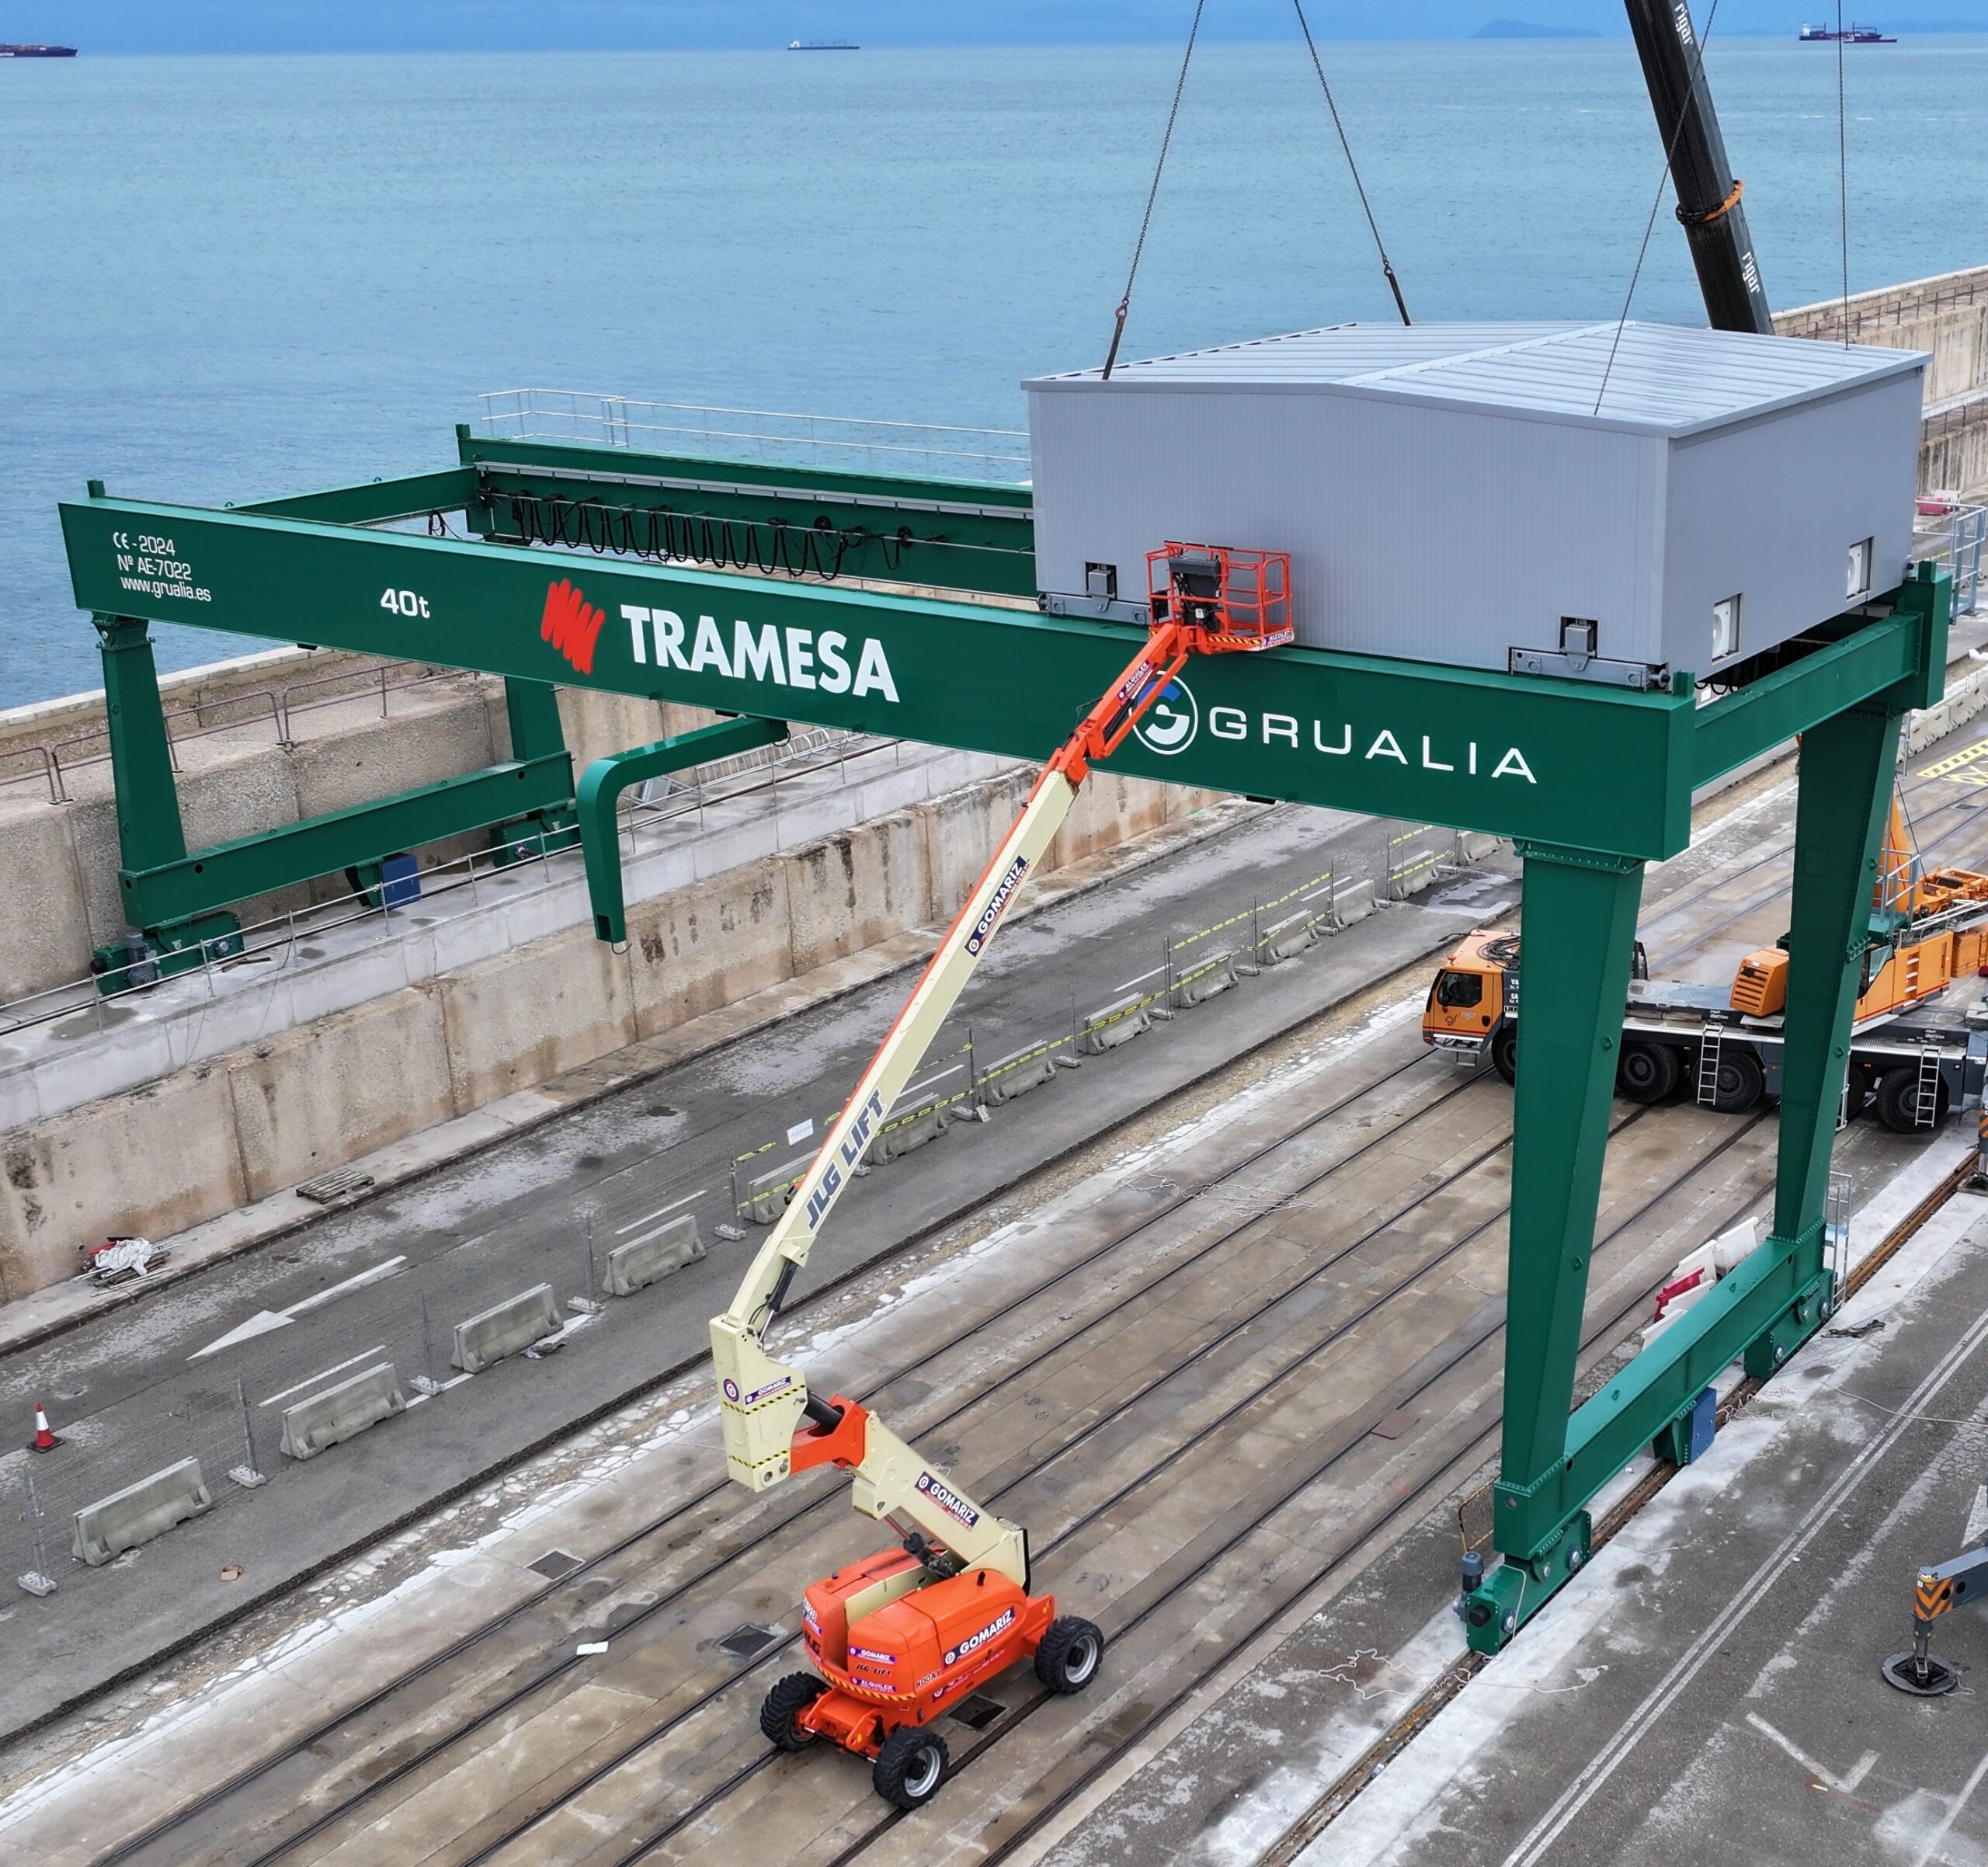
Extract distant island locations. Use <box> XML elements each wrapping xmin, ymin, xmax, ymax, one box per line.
<box><xmin>1473</xmin><ymin>18</ymin><xmax>1603</xmax><ymax>36</ymax></box>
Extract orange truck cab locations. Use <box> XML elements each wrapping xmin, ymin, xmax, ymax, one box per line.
<box><xmin>1423</xmin><ymin>930</ymin><xmax>1522</xmax><ymax>1081</ymax></box>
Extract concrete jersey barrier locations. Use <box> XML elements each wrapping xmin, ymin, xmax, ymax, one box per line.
<box><xmin>451</xmin><ymin>1285</ymin><xmax>559</xmax><ymax>1373</ymax></box>
<box><xmin>1172</xmin><ymin>949</ymin><xmax>1240</xmax><ymax>1008</ymax></box>
<box><xmin>746</xmin><ymin>1155</ymin><xmax>813</xmax><ymax>1226</ymax></box>
<box><xmin>870</xmin><ymin>1096</ymin><xmax>951</xmax><ymax>1163</ymax></box>
<box><xmin>606</xmin><ymin>1214</ymin><xmax>706</xmax><ymax>1295</ymax></box>
<box><xmin>1078</xmin><ymin>993</ymin><xmax>1152</xmax><ymax>1055</ymax></box>
<box><xmin>280</xmin><ymin>1361</ymin><xmax>407</xmax><ymax>1460</ymax></box>
<box><xmin>976</xmin><ymin>1040</ymin><xmax>1063</xmax><ymax>1107</ymax></box>
<box><xmin>72</xmin><ymin>1457</ymin><xmax>213</xmax><ymax>1566</ymax></box>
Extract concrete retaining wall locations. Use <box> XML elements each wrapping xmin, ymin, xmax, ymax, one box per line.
<box><xmin>0</xmin><ymin>645</ymin><xmax>719</xmax><ymax>1006</ymax></box>
<box><xmin>0</xmin><ymin>760</ymin><xmax>1217</xmax><ymax>1302</ymax></box>
<box><xmin>1777</xmin><ymin>264</ymin><xmax>1988</xmax><ymax>495</ymax></box>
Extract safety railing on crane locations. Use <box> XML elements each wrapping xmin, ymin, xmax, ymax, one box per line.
<box><xmin>476</xmin><ymin>390</ymin><xmax>1033</xmax><ymax>485</ymax></box>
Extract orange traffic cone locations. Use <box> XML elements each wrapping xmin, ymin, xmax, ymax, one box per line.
<box><xmin>29</xmin><ymin>1401</ymin><xmax>60</xmax><ymax>1453</ymax></box>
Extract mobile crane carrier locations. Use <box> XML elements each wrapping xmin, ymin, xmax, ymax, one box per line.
<box><xmin>1423</xmin><ymin>800</ymin><xmax>1988</xmax><ymax>1130</ymax></box>
<box><xmin>708</xmin><ymin>543</ymin><xmax>1290</xmax><ymax>1809</ymax></box>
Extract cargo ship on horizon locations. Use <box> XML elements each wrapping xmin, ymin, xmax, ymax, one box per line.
<box><xmin>1799</xmin><ymin>21</ymin><xmax>1897</xmax><ymax>40</ymax></box>
<box><xmin>0</xmin><ymin>42</ymin><xmax>76</xmax><ymax>56</ymax></box>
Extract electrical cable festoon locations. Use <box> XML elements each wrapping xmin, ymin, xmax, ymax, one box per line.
<box><xmin>497</xmin><ymin>488</ymin><xmax>918</xmax><ymax>579</ymax></box>
<box><xmin>1101</xmin><ymin>0</ymin><xmax>1411</xmax><ymax>381</ymax></box>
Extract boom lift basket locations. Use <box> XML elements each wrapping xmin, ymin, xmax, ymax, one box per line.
<box><xmin>1146</xmin><ymin>542</ymin><xmax>1292</xmax><ymax>652</ymax></box>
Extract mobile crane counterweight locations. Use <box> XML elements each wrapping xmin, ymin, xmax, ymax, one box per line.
<box><xmin>709</xmin><ymin>542</ymin><xmax>1291</xmax><ymax>1808</ymax></box>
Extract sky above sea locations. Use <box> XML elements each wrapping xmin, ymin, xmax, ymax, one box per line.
<box><xmin>4</xmin><ymin>34</ymin><xmax>1986</xmax><ymax>707</ymax></box>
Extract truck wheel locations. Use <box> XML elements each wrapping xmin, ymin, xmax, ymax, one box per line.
<box><xmin>1708</xmin><ymin>1045</ymin><xmax>1764</xmax><ymax>1114</ymax></box>
<box><xmin>1616</xmin><ymin>1040</ymin><xmax>1679</xmax><ymax>1104</ymax></box>
<box><xmin>759</xmin><ymin>1673</ymin><xmax>825</xmax><ymax>1752</ymax></box>
<box><xmin>1876</xmin><ymin>1069</ymin><xmax>1949</xmax><ymax>1134</ymax></box>
<box><xmin>1490</xmin><ymin>1028</ymin><xmax>1518</xmax><ymax>1085</ymax></box>
<box><xmin>873</xmin><ymin>1725</ymin><xmax>949</xmax><ymax>1809</ymax></box>
<box><xmin>1034</xmin><ymin>1615</ymin><xmax>1106</xmax><ymax>1694</ymax></box>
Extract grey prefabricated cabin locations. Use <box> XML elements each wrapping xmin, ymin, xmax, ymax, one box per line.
<box><xmin>1025</xmin><ymin>321</ymin><xmax>1927</xmax><ymax>683</ymax></box>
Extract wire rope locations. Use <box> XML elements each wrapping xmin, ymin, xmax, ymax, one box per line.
<box><xmin>1290</xmin><ymin>0</ymin><xmax>1411</xmax><ymax>325</ymax></box>
<box><xmin>1593</xmin><ymin>0</ymin><xmax>1725</xmax><ymax>415</ymax></box>
<box><xmin>1102</xmin><ymin>0</ymin><xmax>1208</xmax><ymax>381</ymax></box>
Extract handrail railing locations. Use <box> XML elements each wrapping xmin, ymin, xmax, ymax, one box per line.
<box><xmin>477</xmin><ymin>390</ymin><xmax>1031</xmax><ymax>485</ymax></box>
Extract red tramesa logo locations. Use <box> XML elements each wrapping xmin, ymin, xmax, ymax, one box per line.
<box><xmin>540</xmin><ymin>578</ymin><xmax>606</xmax><ymax>674</ymax></box>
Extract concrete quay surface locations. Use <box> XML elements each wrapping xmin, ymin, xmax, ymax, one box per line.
<box><xmin>6</xmin><ymin>709</ymin><xmax>1988</xmax><ymax>1865</ymax></box>
<box><xmin>0</xmin><ymin>790</ymin><xmax>1488</xmax><ymax>1740</ymax></box>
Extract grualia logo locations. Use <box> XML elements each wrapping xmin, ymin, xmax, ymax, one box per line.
<box><xmin>541</xmin><ymin>579</ymin><xmax>606</xmax><ymax>674</ymax></box>
<box><xmin>943</xmin><ymin>1606</ymin><xmax>1016</xmax><ymax>1668</ymax></box>
<box><xmin>964</xmin><ymin>857</ymin><xmax>1028</xmax><ymax>955</ymax></box>
<box><xmin>915</xmin><ymin>1470</ymin><xmax>981</xmax><ymax>1529</ymax></box>
<box><xmin>1133</xmin><ymin>677</ymin><xmax>1199</xmax><ymax>757</ymax></box>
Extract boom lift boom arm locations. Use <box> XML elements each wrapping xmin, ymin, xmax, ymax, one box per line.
<box><xmin>709</xmin><ymin>544</ymin><xmax>1290</xmax><ymax>1588</ymax></box>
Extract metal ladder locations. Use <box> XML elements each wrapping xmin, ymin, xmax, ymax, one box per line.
<box><xmin>1913</xmin><ymin>1042</ymin><xmax>1944</xmax><ymax>1130</ymax></box>
<box><xmin>1695</xmin><ymin>1024</ymin><xmax>1726</xmax><ymax>1107</ymax></box>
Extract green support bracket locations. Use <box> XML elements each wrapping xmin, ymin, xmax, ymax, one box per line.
<box><xmin>491</xmin><ymin>676</ymin><xmax>580</xmax><ymax>863</ymax></box>
<box><xmin>576</xmin><ymin>716</ymin><xmax>788</xmax><ymax>944</ymax></box>
<box><xmin>114</xmin><ymin>753</ymin><xmax>575</xmax><ymax>929</ymax></box>
<box><xmin>92</xmin><ymin>610</ymin><xmax>187</xmax><ymax>876</ymax></box>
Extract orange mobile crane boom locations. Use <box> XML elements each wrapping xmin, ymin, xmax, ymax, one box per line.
<box><xmin>708</xmin><ymin>542</ymin><xmax>1289</xmax><ymax>1810</ymax></box>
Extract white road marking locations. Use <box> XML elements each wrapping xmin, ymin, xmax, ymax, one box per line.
<box><xmin>1913</xmin><ymin>1744</ymin><xmax>1988</xmax><ymax>1867</ymax></box>
<box><xmin>1742</xmin><ymin>1712</ymin><xmax>1876</xmax><ymax>1795</ymax></box>
<box><xmin>1300</xmin><ymin>885</ymin><xmax>1336</xmax><ymax>902</ymax></box>
<box><xmin>904</xmin><ymin>1063</ymin><xmax>964</xmax><ymax>1100</ymax></box>
<box><xmin>188</xmin><ymin>1311</ymin><xmax>294</xmax><ymax>1361</ymax></box>
<box><xmin>280</xmin><ymin>1256</ymin><xmax>408</xmax><ymax>1317</ymax></box>
<box><xmin>259</xmin><ymin>1345</ymin><xmax>389</xmax><ymax>1409</ymax></box>
<box><xmin>613</xmin><ymin>1188</ymin><xmax>706</xmax><ymax>1236</ymax></box>
<box><xmin>1965</xmin><ymin>1482</ymin><xmax>1988</xmax><ymax>1549</ymax></box>
<box><xmin>1500</xmin><ymin>1290</ymin><xmax>1988</xmax><ymax>1867</ymax></box>
<box><xmin>1113</xmin><ymin>965</ymin><xmax>1166</xmax><ymax>992</ymax></box>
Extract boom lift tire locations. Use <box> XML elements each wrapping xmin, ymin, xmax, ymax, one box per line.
<box><xmin>873</xmin><ymin>1726</ymin><xmax>950</xmax><ymax>1809</ymax></box>
<box><xmin>1490</xmin><ymin>1027</ymin><xmax>1518</xmax><ymax>1085</ymax></box>
<box><xmin>1703</xmin><ymin>1044</ymin><xmax>1765</xmax><ymax>1113</ymax></box>
<box><xmin>1034</xmin><ymin>1615</ymin><xmax>1107</xmax><ymax>1694</ymax></box>
<box><xmin>1616</xmin><ymin>1039</ymin><xmax>1680</xmax><ymax>1104</ymax></box>
<box><xmin>760</xmin><ymin>1674</ymin><xmax>826</xmax><ymax>1751</ymax></box>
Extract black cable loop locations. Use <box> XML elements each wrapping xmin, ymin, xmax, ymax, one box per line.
<box><xmin>503</xmin><ymin>491</ymin><xmax>871</xmax><ymax>579</ymax></box>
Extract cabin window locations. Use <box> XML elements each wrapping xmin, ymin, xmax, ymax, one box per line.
<box><xmin>1434</xmin><ymin>970</ymin><xmax>1484</xmax><ymax>1010</ymax></box>
<box><xmin>1711</xmin><ymin>593</ymin><xmax>1743</xmax><ymax>662</ymax></box>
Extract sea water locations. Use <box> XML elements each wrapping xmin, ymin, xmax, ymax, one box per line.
<box><xmin>4</xmin><ymin>37</ymin><xmax>1984</xmax><ymax>707</ymax></box>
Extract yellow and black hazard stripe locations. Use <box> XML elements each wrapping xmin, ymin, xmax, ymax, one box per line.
<box><xmin>1917</xmin><ymin>1571</ymin><xmax>1956</xmax><ymax>1622</ymax></box>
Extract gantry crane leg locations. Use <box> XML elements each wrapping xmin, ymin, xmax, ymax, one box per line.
<box><xmin>1470</xmin><ymin>697</ymin><xmax>1910</xmax><ymax>1649</ymax></box>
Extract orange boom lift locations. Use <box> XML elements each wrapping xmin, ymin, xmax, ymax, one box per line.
<box><xmin>708</xmin><ymin>544</ymin><xmax>1289</xmax><ymax>1808</ymax></box>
